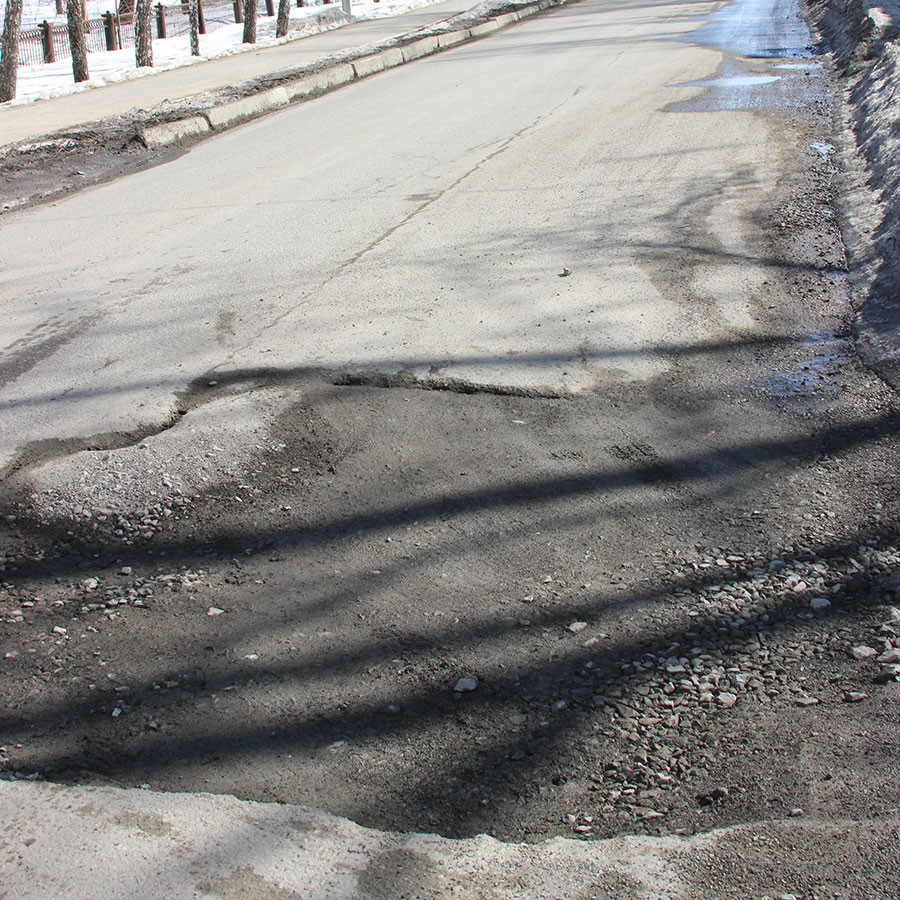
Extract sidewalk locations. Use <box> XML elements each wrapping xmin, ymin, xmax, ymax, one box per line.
<box><xmin>0</xmin><ymin>0</ymin><xmax>469</xmax><ymax>148</ymax></box>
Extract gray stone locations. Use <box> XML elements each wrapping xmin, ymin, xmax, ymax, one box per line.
<box><xmin>794</xmin><ymin>696</ymin><xmax>819</xmax><ymax>707</ymax></box>
<box><xmin>874</xmin><ymin>663</ymin><xmax>900</xmax><ymax>683</ymax></box>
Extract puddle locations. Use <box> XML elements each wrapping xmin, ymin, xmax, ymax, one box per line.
<box><xmin>668</xmin><ymin>57</ymin><xmax>825</xmax><ymax>112</ymax></box>
<box><xmin>681</xmin><ymin>0</ymin><xmax>818</xmax><ymax>59</ymax></box>
<box><xmin>668</xmin><ymin>0</ymin><xmax>825</xmax><ymax>113</ymax></box>
<box><xmin>797</xmin><ymin>331</ymin><xmax>841</xmax><ymax>346</ymax></box>
<box><xmin>753</xmin><ymin>334</ymin><xmax>850</xmax><ymax>404</ymax></box>
<box><xmin>686</xmin><ymin>74</ymin><xmax>781</xmax><ymax>88</ymax></box>
<box><xmin>762</xmin><ymin>354</ymin><xmax>843</xmax><ymax>397</ymax></box>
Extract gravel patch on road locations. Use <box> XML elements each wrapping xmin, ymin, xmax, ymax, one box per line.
<box><xmin>21</xmin><ymin>385</ymin><xmax>295</xmax><ymax>523</ymax></box>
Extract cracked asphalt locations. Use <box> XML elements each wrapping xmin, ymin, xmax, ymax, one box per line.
<box><xmin>2</xmin><ymin>0</ymin><xmax>900</xmax><ymax>895</ymax></box>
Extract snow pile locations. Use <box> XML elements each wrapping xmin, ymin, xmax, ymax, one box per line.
<box><xmin>8</xmin><ymin>0</ymin><xmax>450</xmax><ymax>104</ymax></box>
<box><xmin>808</xmin><ymin>0</ymin><xmax>900</xmax><ymax>386</ymax></box>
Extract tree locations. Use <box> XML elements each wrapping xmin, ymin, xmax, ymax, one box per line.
<box><xmin>134</xmin><ymin>0</ymin><xmax>153</xmax><ymax>67</ymax></box>
<box><xmin>189</xmin><ymin>0</ymin><xmax>200</xmax><ymax>56</ymax></box>
<box><xmin>275</xmin><ymin>0</ymin><xmax>290</xmax><ymax>38</ymax></box>
<box><xmin>66</xmin><ymin>0</ymin><xmax>89</xmax><ymax>83</ymax></box>
<box><xmin>242</xmin><ymin>0</ymin><xmax>256</xmax><ymax>44</ymax></box>
<box><xmin>0</xmin><ymin>0</ymin><xmax>23</xmax><ymax>103</ymax></box>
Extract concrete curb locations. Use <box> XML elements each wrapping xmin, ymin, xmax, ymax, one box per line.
<box><xmin>285</xmin><ymin>62</ymin><xmax>356</xmax><ymax>101</ymax></box>
<box><xmin>141</xmin><ymin>114</ymin><xmax>211</xmax><ymax>149</ymax></box>
<box><xmin>206</xmin><ymin>85</ymin><xmax>290</xmax><ymax>130</ymax></box>
<box><xmin>436</xmin><ymin>29</ymin><xmax>468</xmax><ymax>48</ymax></box>
<box><xmin>139</xmin><ymin>0</ymin><xmax>562</xmax><ymax>149</ymax></box>
<box><xmin>402</xmin><ymin>35</ymin><xmax>441</xmax><ymax>61</ymax></box>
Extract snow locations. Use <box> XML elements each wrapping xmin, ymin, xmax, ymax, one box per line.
<box><xmin>22</xmin><ymin>1</ymin><xmax>123</xmax><ymax>28</ymax></box>
<box><xmin>8</xmin><ymin>0</ymin><xmax>451</xmax><ymax>105</ymax></box>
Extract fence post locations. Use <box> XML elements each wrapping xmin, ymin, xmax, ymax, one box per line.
<box><xmin>233</xmin><ymin>0</ymin><xmax>242</xmax><ymax>22</ymax></box>
<box><xmin>265</xmin><ymin>0</ymin><xmax>274</xmax><ymax>15</ymax></box>
<box><xmin>55</xmin><ymin>0</ymin><xmax>63</xmax><ymax>13</ymax></box>
<box><xmin>155</xmin><ymin>3</ymin><xmax>166</xmax><ymax>38</ymax></box>
<box><xmin>198</xmin><ymin>0</ymin><xmax>206</xmax><ymax>33</ymax></box>
<box><xmin>40</xmin><ymin>21</ymin><xmax>55</xmax><ymax>63</ymax></box>
<box><xmin>102</xmin><ymin>11</ymin><xmax>118</xmax><ymax>50</ymax></box>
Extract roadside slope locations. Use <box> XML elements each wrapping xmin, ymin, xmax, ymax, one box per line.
<box><xmin>808</xmin><ymin>0</ymin><xmax>900</xmax><ymax>386</ymax></box>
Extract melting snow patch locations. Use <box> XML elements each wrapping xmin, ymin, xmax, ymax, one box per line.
<box><xmin>809</xmin><ymin>141</ymin><xmax>835</xmax><ymax>157</ymax></box>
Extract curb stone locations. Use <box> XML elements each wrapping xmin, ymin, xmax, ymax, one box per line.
<box><xmin>351</xmin><ymin>53</ymin><xmax>387</xmax><ymax>78</ymax></box>
<box><xmin>402</xmin><ymin>35</ymin><xmax>441</xmax><ymax>61</ymax></box>
<box><xmin>285</xmin><ymin>62</ymin><xmax>356</xmax><ymax>101</ymax></box>
<box><xmin>140</xmin><ymin>114</ymin><xmax>211</xmax><ymax>149</ymax></box>
<box><xmin>469</xmin><ymin>19</ymin><xmax>502</xmax><ymax>36</ymax></box>
<box><xmin>437</xmin><ymin>29</ymin><xmax>469</xmax><ymax>47</ymax></box>
<box><xmin>205</xmin><ymin>85</ymin><xmax>290</xmax><ymax>129</ymax></box>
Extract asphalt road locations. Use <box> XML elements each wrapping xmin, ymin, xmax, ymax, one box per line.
<box><xmin>2</xmin><ymin>0</ymin><xmax>792</xmax><ymax>469</ymax></box>
<box><xmin>2</xmin><ymin>0</ymin><xmax>900</xmax><ymax>893</ymax></box>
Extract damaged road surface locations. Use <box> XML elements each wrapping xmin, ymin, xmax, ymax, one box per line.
<box><xmin>1</xmin><ymin>0</ymin><xmax>899</xmax><ymax>897</ymax></box>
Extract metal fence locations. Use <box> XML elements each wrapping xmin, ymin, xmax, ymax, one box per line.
<box><xmin>14</xmin><ymin>0</ymin><xmax>319</xmax><ymax>67</ymax></box>
<box><xmin>17</xmin><ymin>17</ymin><xmax>107</xmax><ymax>65</ymax></box>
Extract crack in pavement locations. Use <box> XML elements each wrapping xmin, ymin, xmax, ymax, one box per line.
<box><xmin>212</xmin><ymin>92</ymin><xmax>576</xmax><ymax>375</ymax></box>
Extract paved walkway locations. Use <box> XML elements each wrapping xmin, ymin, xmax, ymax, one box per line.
<box><xmin>0</xmin><ymin>0</ymin><xmax>467</xmax><ymax>147</ymax></box>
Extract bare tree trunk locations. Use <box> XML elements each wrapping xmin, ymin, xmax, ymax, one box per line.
<box><xmin>134</xmin><ymin>0</ymin><xmax>153</xmax><ymax>67</ymax></box>
<box><xmin>275</xmin><ymin>0</ymin><xmax>290</xmax><ymax>38</ymax></box>
<box><xmin>0</xmin><ymin>0</ymin><xmax>23</xmax><ymax>103</ymax></box>
<box><xmin>242</xmin><ymin>0</ymin><xmax>256</xmax><ymax>43</ymax></box>
<box><xmin>188</xmin><ymin>0</ymin><xmax>200</xmax><ymax>55</ymax></box>
<box><xmin>66</xmin><ymin>0</ymin><xmax>89</xmax><ymax>83</ymax></box>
